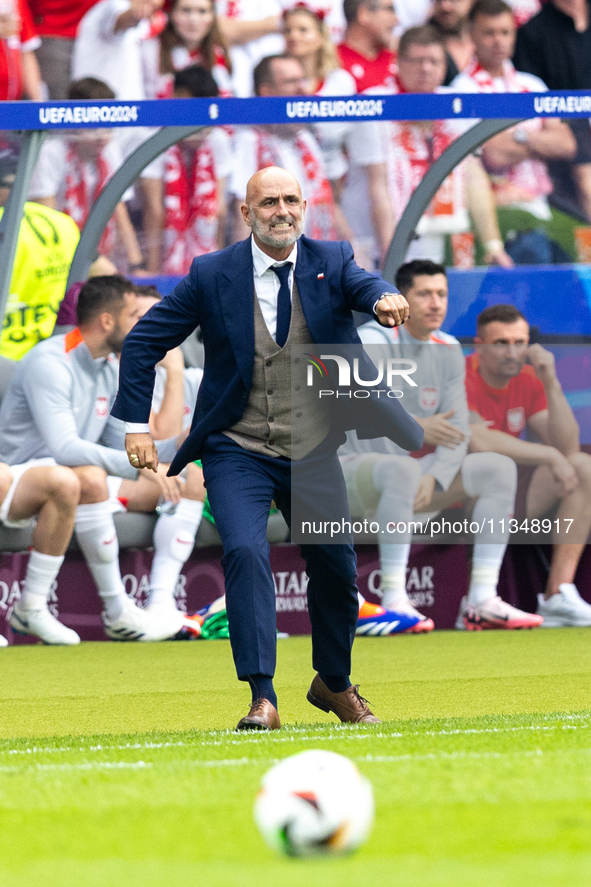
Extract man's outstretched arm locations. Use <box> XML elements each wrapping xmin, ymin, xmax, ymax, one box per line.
<box><xmin>339</xmin><ymin>241</ymin><xmax>409</xmax><ymax>326</ymax></box>
<box><xmin>113</xmin><ymin>264</ymin><xmax>201</xmax><ymax>409</ymax></box>
<box><xmin>112</xmin><ymin>265</ymin><xmax>203</xmax><ymax>472</ymax></box>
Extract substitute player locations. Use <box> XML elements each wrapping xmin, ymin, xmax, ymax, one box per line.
<box><xmin>0</xmin><ymin>458</ymin><xmax>81</xmax><ymax>645</ymax></box>
<box><xmin>0</xmin><ymin>276</ymin><xmax>204</xmax><ymax>641</ymax></box>
<box><xmin>340</xmin><ymin>260</ymin><xmax>542</xmax><ymax>630</ymax></box>
<box><xmin>468</xmin><ymin>304</ymin><xmax>591</xmax><ymax>626</ymax></box>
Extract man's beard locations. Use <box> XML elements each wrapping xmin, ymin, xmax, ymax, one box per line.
<box><xmin>249</xmin><ymin>208</ymin><xmax>305</xmax><ymax>248</ymax></box>
<box><xmin>433</xmin><ymin>17</ymin><xmax>465</xmax><ymax>36</ymax></box>
<box><xmin>106</xmin><ymin>325</ymin><xmax>127</xmax><ymax>354</ymax></box>
<box><xmin>498</xmin><ymin>359</ymin><xmax>524</xmax><ymax>378</ymax></box>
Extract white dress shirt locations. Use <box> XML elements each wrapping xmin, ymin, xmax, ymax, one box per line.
<box><xmin>251</xmin><ymin>236</ymin><xmax>298</xmax><ymax>340</ymax></box>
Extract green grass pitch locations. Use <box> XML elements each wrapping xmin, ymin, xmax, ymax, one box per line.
<box><xmin>1</xmin><ymin>630</ymin><xmax>591</xmax><ymax>887</ymax></box>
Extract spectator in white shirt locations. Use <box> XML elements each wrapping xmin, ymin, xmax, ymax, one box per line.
<box><xmin>342</xmin><ymin>25</ymin><xmax>513</xmax><ymax>267</ymax></box>
<box><xmin>216</xmin><ymin>0</ymin><xmax>284</xmax><ymax>96</ymax></box>
<box><xmin>144</xmin><ymin>65</ymin><xmax>234</xmax><ymax>274</ymax></box>
<box><xmin>283</xmin><ymin>4</ymin><xmax>394</xmax><ymax>263</ymax></box>
<box><xmin>451</xmin><ymin>0</ymin><xmax>579</xmax><ymax>263</ymax></box>
<box><xmin>72</xmin><ymin>0</ymin><xmax>165</xmax><ymax>100</ymax></box>
<box><xmin>72</xmin><ymin>0</ymin><xmax>168</xmax><ymax>271</ymax></box>
<box><xmin>142</xmin><ymin>0</ymin><xmax>233</xmax><ymax>98</ymax></box>
<box><xmin>29</xmin><ymin>77</ymin><xmax>145</xmax><ymax>273</ymax></box>
<box><xmin>230</xmin><ymin>54</ymin><xmax>339</xmax><ymax>242</ymax></box>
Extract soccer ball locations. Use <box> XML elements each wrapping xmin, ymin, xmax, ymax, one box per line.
<box><xmin>253</xmin><ymin>750</ymin><xmax>374</xmax><ymax>857</ymax></box>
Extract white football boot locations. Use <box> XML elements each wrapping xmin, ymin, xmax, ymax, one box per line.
<box><xmin>102</xmin><ymin>594</ymin><xmax>184</xmax><ymax>641</ymax></box>
<box><xmin>10</xmin><ymin>603</ymin><xmax>81</xmax><ymax>645</ymax></box>
<box><xmin>537</xmin><ymin>584</ymin><xmax>591</xmax><ymax>627</ymax></box>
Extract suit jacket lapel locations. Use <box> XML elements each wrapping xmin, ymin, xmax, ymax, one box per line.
<box><xmin>218</xmin><ymin>238</ymin><xmax>255</xmax><ymax>389</ymax></box>
<box><xmin>294</xmin><ymin>237</ymin><xmax>335</xmax><ymax>343</ymax></box>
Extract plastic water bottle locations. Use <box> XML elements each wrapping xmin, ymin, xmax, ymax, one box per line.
<box><xmin>155</xmin><ymin>497</ymin><xmax>177</xmax><ymax>516</ymax></box>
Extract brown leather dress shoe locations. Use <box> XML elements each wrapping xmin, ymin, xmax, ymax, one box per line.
<box><xmin>236</xmin><ymin>698</ymin><xmax>281</xmax><ymax>731</ymax></box>
<box><xmin>307</xmin><ymin>674</ymin><xmax>381</xmax><ymax>724</ymax></box>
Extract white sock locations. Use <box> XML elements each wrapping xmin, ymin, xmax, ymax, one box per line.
<box><xmin>462</xmin><ymin>453</ymin><xmax>517</xmax><ymax>607</ymax></box>
<box><xmin>75</xmin><ymin>501</ymin><xmax>126</xmax><ymax>620</ymax></box>
<box><xmin>372</xmin><ymin>457</ymin><xmax>419</xmax><ymax>610</ymax></box>
<box><xmin>380</xmin><ymin>544</ymin><xmax>411</xmax><ymax>610</ymax></box>
<box><xmin>148</xmin><ymin>498</ymin><xmax>204</xmax><ymax>608</ymax></box>
<box><xmin>467</xmin><ymin>544</ymin><xmax>507</xmax><ymax>606</ymax></box>
<box><xmin>19</xmin><ymin>551</ymin><xmax>64</xmax><ymax>611</ymax></box>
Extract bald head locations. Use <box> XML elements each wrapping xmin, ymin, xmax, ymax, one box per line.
<box><xmin>245</xmin><ymin>167</ymin><xmax>302</xmax><ymax>206</ymax></box>
<box><xmin>241</xmin><ymin>166</ymin><xmax>306</xmax><ymax>260</ymax></box>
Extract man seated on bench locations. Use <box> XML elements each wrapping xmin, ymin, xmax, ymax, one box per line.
<box><xmin>0</xmin><ymin>276</ymin><xmax>205</xmax><ymax>643</ymax></box>
<box><xmin>467</xmin><ymin>303</ymin><xmax>591</xmax><ymax>627</ymax></box>
<box><xmin>339</xmin><ymin>260</ymin><xmax>542</xmax><ymax>631</ymax></box>
<box><xmin>0</xmin><ymin>459</ymin><xmax>81</xmax><ymax>646</ymax></box>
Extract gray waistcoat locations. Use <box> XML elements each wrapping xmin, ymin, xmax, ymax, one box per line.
<box><xmin>224</xmin><ymin>281</ymin><xmax>329</xmax><ymax>460</ymax></box>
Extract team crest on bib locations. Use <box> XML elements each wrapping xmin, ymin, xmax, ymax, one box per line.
<box><xmin>95</xmin><ymin>396</ymin><xmax>109</xmax><ymax>418</ymax></box>
<box><xmin>420</xmin><ymin>386</ymin><xmax>438</xmax><ymax>410</ymax></box>
<box><xmin>506</xmin><ymin>407</ymin><xmax>525</xmax><ymax>434</ymax></box>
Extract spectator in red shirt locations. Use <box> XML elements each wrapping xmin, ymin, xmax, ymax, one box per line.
<box><xmin>0</xmin><ymin>0</ymin><xmax>42</xmax><ymax>100</ymax></box>
<box><xmin>337</xmin><ymin>0</ymin><xmax>397</xmax><ymax>92</ymax></box>
<box><xmin>467</xmin><ymin>303</ymin><xmax>591</xmax><ymax>627</ymax></box>
<box><xmin>27</xmin><ymin>0</ymin><xmax>98</xmax><ymax>98</ymax></box>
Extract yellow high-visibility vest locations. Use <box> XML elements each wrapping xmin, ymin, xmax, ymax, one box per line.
<box><xmin>0</xmin><ymin>201</ymin><xmax>80</xmax><ymax>361</ymax></box>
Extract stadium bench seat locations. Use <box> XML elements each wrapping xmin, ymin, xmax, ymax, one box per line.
<box><xmin>0</xmin><ymin>509</ymin><xmax>290</xmax><ymax>554</ymax></box>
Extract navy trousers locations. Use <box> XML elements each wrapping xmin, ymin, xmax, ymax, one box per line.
<box><xmin>201</xmin><ymin>433</ymin><xmax>359</xmax><ymax>680</ymax></box>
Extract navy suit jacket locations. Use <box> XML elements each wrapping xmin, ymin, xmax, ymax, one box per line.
<box><xmin>112</xmin><ymin>235</ymin><xmax>423</xmax><ymax>475</ymax></box>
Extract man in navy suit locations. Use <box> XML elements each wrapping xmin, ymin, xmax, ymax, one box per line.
<box><xmin>112</xmin><ymin>167</ymin><xmax>422</xmax><ymax>730</ymax></box>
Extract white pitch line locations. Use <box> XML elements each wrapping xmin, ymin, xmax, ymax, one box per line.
<box><xmin>189</xmin><ymin>721</ymin><xmax>591</xmax><ymax>748</ymax></box>
<box><xmin>0</xmin><ymin>761</ymin><xmax>153</xmax><ymax>773</ymax></box>
<box><xmin>0</xmin><ymin>757</ymin><xmax>257</xmax><ymax>774</ymax></box>
<box><xmin>1</xmin><ymin>720</ymin><xmax>589</xmax><ymax>758</ymax></box>
<box><xmin>3</xmin><ymin>746</ymin><xmax>591</xmax><ymax>776</ymax></box>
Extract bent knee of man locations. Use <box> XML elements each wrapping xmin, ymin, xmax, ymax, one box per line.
<box><xmin>183</xmin><ymin>462</ymin><xmax>206</xmax><ymax>501</ymax></box>
<box><xmin>373</xmin><ymin>453</ymin><xmax>421</xmax><ymax>492</ymax></box>
<box><xmin>73</xmin><ymin>465</ymin><xmax>109</xmax><ymax>502</ymax></box>
<box><xmin>567</xmin><ymin>451</ymin><xmax>591</xmax><ymax>483</ymax></box>
<box><xmin>47</xmin><ymin>466</ymin><xmax>81</xmax><ymax>503</ymax></box>
<box><xmin>463</xmin><ymin>451</ymin><xmax>517</xmax><ymax>498</ymax></box>
<box><xmin>0</xmin><ymin>463</ymin><xmax>12</xmax><ymax>499</ymax></box>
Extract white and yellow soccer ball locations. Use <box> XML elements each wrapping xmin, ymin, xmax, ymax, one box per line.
<box><xmin>253</xmin><ymin>749</ymin><xmax>374</xmax><ymax>857</ymax></box>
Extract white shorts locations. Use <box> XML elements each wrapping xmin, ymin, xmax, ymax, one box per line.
<box><xmin>0</xmin><ymin>458</ymin><xmax>57</xmax><ymax>529</ymax></box>
<box><xmin>339</xmin><ymin>450</ymin><xmax>447</xmax><ymax>524</ymax></box>
<box><xmin>107</xmin><ymin>475</ymin><xmax>126</xmax><ymax>513</ymax></box>
<box><xmin>106</xmin><ymin>467</ymin><xmax>189</xmax><ymax>515</ymax></box>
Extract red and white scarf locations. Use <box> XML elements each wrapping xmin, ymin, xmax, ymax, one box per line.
<box><xmin>463</xmin><ymin>57</ymin><xmax>525</xmax><ymax>93</ymax></box>
<box><xmin>383</xmin><ymin>118</ymin><xmax>465</xmax><ymax>226</ymax></box>
<box><xmin>64</xmin><ymin>146</ymin><xmax>114</xmax><ymax>255</ymax></box>
<box><xmin>255</xmin><ymin>129</ymin><xmax>337</xmax><ymax>241</ymax></box>
<box><xmin>463</xmin><ymin>58</ymin><xmax>552</xmax><ymax>204</ymax></box>
<box><xmin>163</xmin><ymin>140</ymin><xmax>219</xmax><ymax>275</ymax></box>
<box><xmin>384</xmin><ymin>74</ymin><xmax>467</xmax><ymax>226</ymax></box>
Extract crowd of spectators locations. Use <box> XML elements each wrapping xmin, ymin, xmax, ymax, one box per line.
<box><xmin>0</xmin><ymin>0</ymin><xmax>589</xmax><ymax>277</ymax></box>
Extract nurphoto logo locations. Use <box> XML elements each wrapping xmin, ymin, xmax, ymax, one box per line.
<box><xmin>305</xmin><ymin>353</ymin><xmax>418</xmax><ymax>399</ymax></box>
